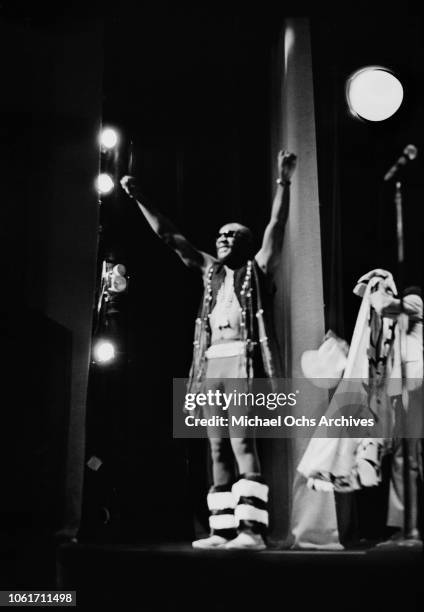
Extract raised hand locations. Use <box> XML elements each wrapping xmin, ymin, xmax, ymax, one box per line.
<box><xmin>277</xmin><ymin>150</ymin><xmax>297</xmax><ymax>183</ymax></box>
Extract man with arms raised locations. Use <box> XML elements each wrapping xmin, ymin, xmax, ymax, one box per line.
<box><xmin>121</xmin><ymin>150</ymin><xmax>296</xmax><ymax>550</ymax></box>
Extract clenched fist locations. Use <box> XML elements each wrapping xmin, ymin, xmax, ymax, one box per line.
<box><xmin>277</xmin><ymin>150</ymin><xmax>297</xmax><ymax>183</ymax></box>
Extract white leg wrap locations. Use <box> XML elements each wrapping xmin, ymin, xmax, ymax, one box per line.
<box><xmin>207</xmin><ymin>491</ymin><xmax>236</xmax><ymax>511</ymax></box>
<box><xmin>232</xmin><ymin>479</ymin><xmax>269</xmax><ymax>503</ymax></box>
<box><xmin>209</xmin><ymin>513</ymin><xmax>236</xmax><ymax>530</ymax></box>
<box><xmin>235</xmin><ymin>504</ymin><xmax>269</xmax><ymax>526</ymax></box>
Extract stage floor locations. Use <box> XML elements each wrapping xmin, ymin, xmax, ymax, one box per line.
<box><xmin>57</xmin><ymin>541</ymin><xmax>424</xmax><ymax>611</ymax></box>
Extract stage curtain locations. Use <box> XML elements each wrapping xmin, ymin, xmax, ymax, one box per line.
<box><xmin>269</xmin><ymin>18</ymin><xmax>342</xmax><ymax>548</ymax></box>
<box><xmin>26</xmin><ymin>20</ymin><xmax>104</xmax><ymax>539</ymax></box>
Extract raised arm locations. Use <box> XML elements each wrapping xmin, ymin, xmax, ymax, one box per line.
<box><xmin>255</xmin><ymin>151</ymin><xmax>297</xmax><ymax>275</ymax></box>
<box><xmin>120</xmin><ymin>176</ymin><xmax>215</xmax><ymax>274</ymax></box>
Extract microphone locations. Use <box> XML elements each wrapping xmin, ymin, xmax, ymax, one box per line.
<box><xmin>384</xmin><ymin>144</ymin><xmax>418</xmax><ymax>181</ymax></box>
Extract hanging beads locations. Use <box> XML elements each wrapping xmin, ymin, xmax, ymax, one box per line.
<box><xmin>204</xmin><ymin>264</ymin><xmax>214</xmax><ymax>321</ymax></box>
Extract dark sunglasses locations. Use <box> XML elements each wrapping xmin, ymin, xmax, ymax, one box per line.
<box><xmin>217</xmin><ymin>230</ymin><xmax>238</xmax><ymax>240</ymax></box>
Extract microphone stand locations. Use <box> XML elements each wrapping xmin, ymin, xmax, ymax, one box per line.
<box><xmin>395</xmin><ymin>182</ymin><xmax>410</xmax><ymax>540</ymax></box>
<box><xmin>393</xmin><ymin>181</ymin><xmax>420</xmax><ymax>547</ymax></box>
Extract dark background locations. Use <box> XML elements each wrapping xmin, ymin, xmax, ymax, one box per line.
<box><xmin>1</xmin><ymin>5</ymin><xmax>423</xmax><ymax>554</ymax></box>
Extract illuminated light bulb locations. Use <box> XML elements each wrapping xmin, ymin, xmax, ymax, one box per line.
<box><xmin>96</xmin><ymin>173</ymin><xmax>114</xmax><ymax>194</ymax></box>
<box><xmin>100</xmin><ymin>127</ymin><xmax>118</xmax><ymax>149</ymax></box>
<box><xmin>93</xmin><ymin>340</ymin><xmax>116</xmax><ymax>363</ymax></box>
<box><xmin>346</xmin><ymin>67</ymin><xmax>403</xmax><ymax>122</ymax></box>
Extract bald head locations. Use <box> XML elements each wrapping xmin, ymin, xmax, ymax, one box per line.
<box><xmin>216</xmin><ymin>222</ymin><xmax>254</xmax><ymax>265</ymax></box>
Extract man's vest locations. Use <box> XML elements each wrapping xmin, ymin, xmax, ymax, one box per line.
<box><xmin>187</xmin><ymin>259</ymin><xmax>282</xmax><ymax>393</ymax></box>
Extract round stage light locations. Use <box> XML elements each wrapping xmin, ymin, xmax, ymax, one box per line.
<box><xmin>96</xmin><ymin>173</ymin><xmax>114</xmax><ymax>194</ymax></box>
<box><xmin>113</xmin><ymin>264</ymin><xmax>126</xmax><ymax>276</ymax></box>
<box><xmin>93</xmin><ymin>340</ymin><xmax>116</xmax><ymax>364</ymax></box>
<box><xmin>99</xmin><ymin>127</ymin><xmax>118</xmax><ymax>149</ymax></box>
<box><xmin>110</xmin><ymin>275</ymin><xmax>127</xmax><ymax>293</ymax></box>
<box><xmin>346</xmin><ymin>67</ymin><xmax>404</xmax><ymax>122</ymax></box>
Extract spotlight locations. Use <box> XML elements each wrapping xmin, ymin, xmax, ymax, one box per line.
<box><xmin>109</xmin><ymin>264</ymin><xmax>128</xmax><ymax>293</ymax></box>
<box><xmin>96</xmin><ymin>173</ymin><xmax>115</xmax><ymax>195</ymax></box>
<box><xmin>346</xmin><ymin>66</ymin><xmax>403</xmax><ymax>122</ymax></box>
<box><xmin>93</xmin><ymin>339</ymin><xmax>116</xmax><ymax>364</ymax></box>
<box><xmin>110</xmin><ymin>274</ymin><xmax>127</xmax><ymax>293</ymax></box>
<box><xmin>99</xmin><ymin>127</ymin><xmax>119</xmax><ymax>150</ymax></box>
<box><xmin>113</xmin><ymin>264</ymin><xmax>126</xmax><ymax>276</ymax></box>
